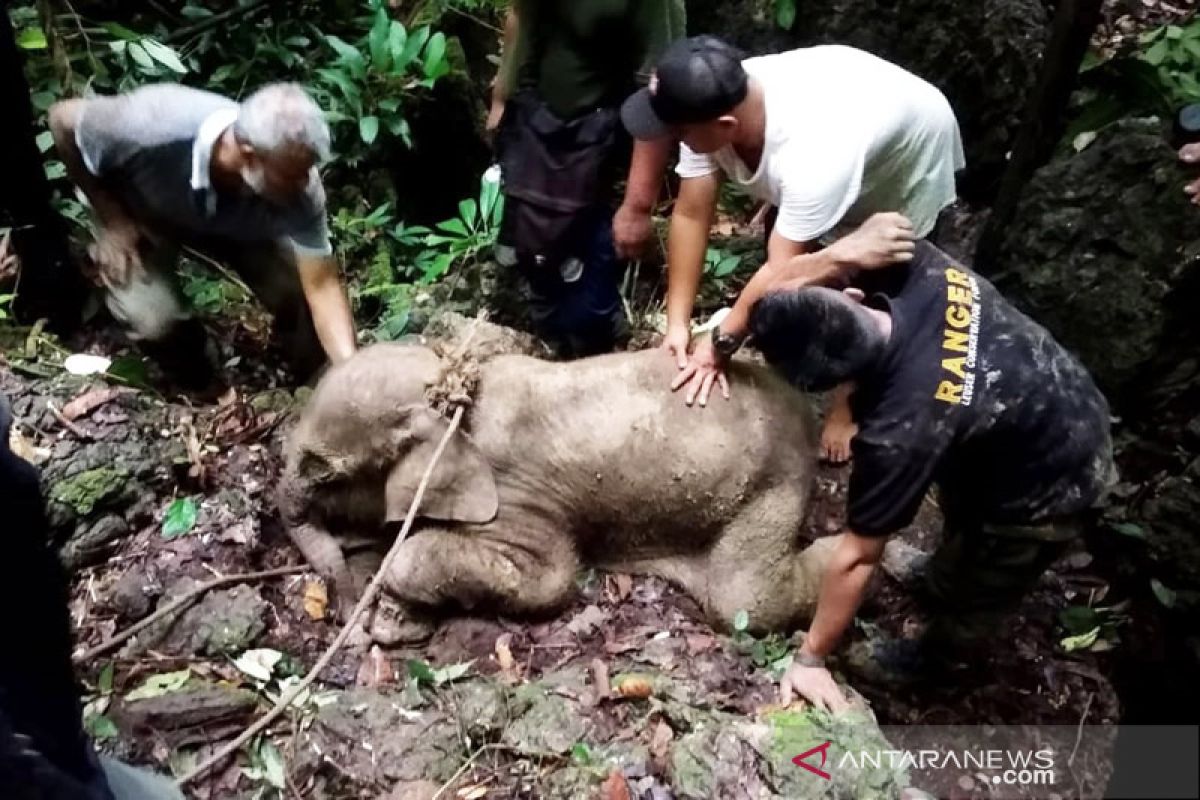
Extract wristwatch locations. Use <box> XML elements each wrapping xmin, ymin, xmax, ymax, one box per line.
<box><xmin>711</xmin><ymin>327</ymin><xmax>744</xmax><ymax>360</ymax></box>
<box><xmin>795</xmin><ymin>649</ymin><xmax>826</xmax><ymax>668</ymax></box>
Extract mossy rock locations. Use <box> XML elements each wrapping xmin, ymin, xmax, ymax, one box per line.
<box><xmin>48</xmin><ymin>466</ymin><xmax>130</xmax><ymax>517</ymax></box>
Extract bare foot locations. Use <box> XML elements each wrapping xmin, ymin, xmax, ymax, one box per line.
<box><xmin>820</xmin><ymin>415</ymin><xmax>858</xmax><ymax>464</ymax></box>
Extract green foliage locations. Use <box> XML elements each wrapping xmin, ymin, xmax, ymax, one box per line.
<box><xmin>313</xmin><ymin>0</ymin><xmax>454</xmax><ymax>156</ymax></box>
<box><xmin>774</xmin><ymin>0</ymin><xmax>797</xmax><ymax>31</ymax></box>
<box><xmin>161</xmin><ymin>497</ymin><xmax>199</xmax><ymax>540</ymax></box>
<box><xmin>731</xmin><ymin>610</ymin><xmax>794</xmax><ymax>678</ymax></box>
<box><xmin>1057</xmin><ymin>600</ymin><xmax>1129</xmax><ymax>653</ymax></box>
<box><xmin>1071</xmin><ymin>19</ymin><xmax>1200</xmax><ymax>140</ymax></box>
<box><xmin>0</xmin><ymin>293</ymin><xmax>13</xmax><ymax>321</ymax></box>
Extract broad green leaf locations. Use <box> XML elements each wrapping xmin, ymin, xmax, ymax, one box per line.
<box><xmin>775</xmin><ymin>0</ymin><xmax>796</xmax><ymax>31</ymax></box>
<box><xmin>30</xmin><ymin>91</ymin><xmax>56</xmax><ymax>112</ymax></box>
<box><xmin>715</xmin><ymin>255</ymin><xmax>741</xmax><ymax>277</ymax></box>
<box><xmin>1060</xmin><ymin>626</ymin><xmax>1100</xmax><ymax>653</ymax></box>
<box><xmin>388</xmin><ymin>21</ymin><xmax>409</xmax><ymax>71</ymax></box>
<box><xmin>398</xmin><ymin>26</ymin><xmax>431</xmax><ymax>74</ymax></box>
<box><xmin>436</xmin><ymin>218</ymin><xmax>469</xmax><ymax>237</ymax></box>
<box><xmin>407</xmin><ymin>659</ymin><xmax>436</xmax><ymax>685</ymax></box>
<box><xmin>1151</xmin><ymin>578</ymin><xmax>1177</xmax><ymax>608</ymax></box>
<box><xmin>369</xmin><ymin>8</ymin><xmax>391</xmax><ymax>72</ymax></box>
<box><xmin>180</xmin><ymin>5</ymin><xmax>214</xmax><ymax>19</ymax></box>
<box><xmin>359</xmin><ymin>115</ymin><xmax>380</xmax><ymax>145</ymax></box>
<box><xmin>423</xmin><ymin>31</ymin><xmax>448</xmax><ymax>80</ymax></box>
<box><xmin>106</xmin><ymin>355</ymin><xmax>150</xmax><ymax>388</ymax></box>
<box><xmin>44</xmin><ymin>161</ymin><xmax>66</xmax><ymax>180</ymax></box>
<box><xmin>98</xmin><ymin>663</ymin><xmax>115</xmax><ymax>695</ymax></box>
<box><xmin>84</xmin><ymin>713</ymin><xmax>119</xmax><ymax>741</ymax></box>
<box><xmin>259</xmin><ymin>740</ymin><xmax>287</xmax><ymax>789</ymax></box>
<box><xmin>101</xmin><ymin>22</ymin><xmax>142</xmax><ymax>41</ymax></box>
<box><xmin>457</xmin><ymin>198</ymin><xmax>479</xmax><ymax>227</ymax></box>
<box><xmin>161</xmin><ymin>497</ymin><xmax>198</xmax><ymax>539</ymax></box>
<box><xmin>142</xmin><ymin>39</ymin><xmax>188</xmax><ymax>74</ymax></box>
<box><xmin>326</xmin><ymin>35</ymin><xmax>367</xmax><ymax>79</ymax></box>
<box><xmin>16</xmin><ymin>28</ymin><xmax>47</xmax><ymax>50</ymax></box>
<box><xmin>125</xmin><ymin>669</ymin><xmax>191</xmax><ymax>701</ymax></box>
<box><xmin>733</xmin><ymin>609</ymin><xmax>750</xmax><ymax>632</ymax></box>
<box><xmin>378</xmin><ymin>96</ymin><xmax>401</xmax><ymax>113</ymax></box>
<box><xmin>1143</xmin><ymin>39</ymin><xmax>1170</xmax><ymax>67</ymax></box>
<box><xmin>570</xmin><ymin>742</ymin><xmax>592</xmax><ymax>764</ymax></box>
<box><xmin>316</xmin><ymin>68</ymin><xmax>361</xmax><ymax>104</ymax></box>
<box><xmin>432</xmin><ymin>660</ymin><xmax>473</xmax><ymax>685</ymax></box>
<box><xmin>1111</xmin><ymin>521</ymin><xmax>1147</xmax><ymax>540</ymax></box>
<box><xmin>1058</xmin><ymin>605</ymin><xmax>1099</xmax><ymax>635</ymax></box>
<box><xmin>127</xmin><ymin>42</ymin><xmax>156</xmax><ymax>72</ymax></box>
<box><xmin>420</xmin><ymin>252</ymin><xmax>454</xmax><ymax>284</ymax></box>
<box><xmin>36</xmin><ymin>131</ymin><xmax>54</xmax><ymax>153</ymax></box>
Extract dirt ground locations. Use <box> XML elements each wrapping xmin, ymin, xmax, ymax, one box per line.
<box><xmin>0</xmin><ymin>282</ymin><xmax>1123</xmax><ymax>799</ymax></box>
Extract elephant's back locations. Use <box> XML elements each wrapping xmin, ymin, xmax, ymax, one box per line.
<box><xmin>470</xmin><ymin>349</ymin><xmax>818</xmax><ymax>550</ymax></box>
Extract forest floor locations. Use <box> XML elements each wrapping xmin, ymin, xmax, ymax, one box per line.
<box><xmin>0</xmin><ymin>235</ymin><xmax>1123</xmax><ymax>798</ymax></box>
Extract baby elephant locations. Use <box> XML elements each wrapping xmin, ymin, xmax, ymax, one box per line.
<box><xmin>278</xmin><ymin>340</ymin><xmax>839</xmax><ymax>640</ymax></box>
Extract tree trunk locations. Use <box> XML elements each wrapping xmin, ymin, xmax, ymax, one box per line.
<box><xmin>0</xmin><ymin>7</ymin><xmax>85</xmax><ymax>331</ymax></box>
<box><xmin>973</xmin><ymin>0</ymin><xmax>1105</xmax><ymax>273</ymax></box>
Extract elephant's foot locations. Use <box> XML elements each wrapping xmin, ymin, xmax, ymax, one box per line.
<box><xmin>369</xmin><ymin>596</ymin><xmax>437</xmax><ymax>645</ymax></box>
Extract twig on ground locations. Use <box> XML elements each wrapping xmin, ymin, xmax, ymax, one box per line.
<box><xmin>46</xmin><ymin>400</ymin><xmax>92</xmax><ymax>441</ymax></box>
<box><xmin>1069</xmin><ymin>691</ymin><xmax>1095</xmax><ymax>767</ymax></box>
<box><xmin>73</xmin><ymin>566</ymin><xmax>306</xmax><ymax>663</ymax></box>
<box><xmin>177</xmin><ymin>405</ymin><xmax>468</xmax><ymax>788</ymax></box>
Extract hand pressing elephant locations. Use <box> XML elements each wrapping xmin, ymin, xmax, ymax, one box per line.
<box><xmin>278</xmin><ymin>329</ymin><xmax>841</xmax><ymax>642</ymax></box>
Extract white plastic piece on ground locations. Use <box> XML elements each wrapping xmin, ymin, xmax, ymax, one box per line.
<box><xmin>692</xmin><ymin>306</ymin><xmax>731</xmax><ymax>335</ymax></box>
<box><xmin>63</xmin><ymin>353</ymin><xmax>113</xmax><ymax>376</ymax></box>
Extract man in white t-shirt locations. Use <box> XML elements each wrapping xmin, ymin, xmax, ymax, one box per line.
<box><xmin>621</xmin><ymin>36</ymin><xmax>964</xmax><ymax>460</ymax></box>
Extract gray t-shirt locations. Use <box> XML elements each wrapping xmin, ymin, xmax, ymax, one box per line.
<box><xmin>76</xmin><ymin>83</ymin><xmax>331</xmax><ymax>255</ymax></box>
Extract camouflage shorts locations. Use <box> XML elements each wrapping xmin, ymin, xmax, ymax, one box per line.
<box><xmin>921</xmin><ymin>516</ymin><xmax>1082</xmax><ymax>648</ymax></box>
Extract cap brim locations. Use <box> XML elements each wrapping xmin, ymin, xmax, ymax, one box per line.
<box><xmin>621</xmin><ymin>89</ymin><xmax>670</xmax><ymax>140</ymax></box>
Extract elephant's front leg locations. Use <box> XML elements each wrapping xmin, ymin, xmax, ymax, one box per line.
<box><xmin>287</xmin><ymin>521</ymin><xmax>358</xmax><ymax>620</ymax></box>
<box><xmin>380</xmin><ymin>520</ymin><xmax>580</xmax><ymax>639</ymax></box>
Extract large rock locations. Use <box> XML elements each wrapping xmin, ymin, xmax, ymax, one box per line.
<box><xmin>686</xmin><ymin>0</ymin><xmax>1050</xmax><ymax>201</ymax></box>
<box><xmin>992</xmin><ymin>119</ymin><xmax>1200</xmax><ymax>411</ymax></box>
<box><xmin>990</xmin><ymin>118</ymin><xmax>1200</xmax><ymax>716</ymax></box>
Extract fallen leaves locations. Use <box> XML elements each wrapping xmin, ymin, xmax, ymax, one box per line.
<box><xmin>566</xmin><ymin>604</ymin><xmax>607</xmax><ymax>637</ymax></box>
<box><xmin>600</xmin><ymin>770</ymin><xmax>632</xmax><ymax>800</ymax></box>
<box><xmin>61</xmin><ymin>386</ymin><xmax>125</xmax><ymax>421</ymax></box>
<box><xmin>356</xmin><ymin>645</ymin><xmax>395</xmax><ymax>688</ymax></box>
<box><xmin>233</xmin><ymin>648</ymin><xmax>284</xmax><ymax>683</ymax></box>
<box><xmin>302</xmin><ymin>580</ymin><xmax>328</xmax><ymax>621</ymax></box>
<box><xmin>648</xmin><ymin>717</ymin><xmax>674</xmax><ymax>771</ymax></box>
<box><xmin>125</xmin><ymin>668</ymin><xmax>191</xmax><ymax>701</ymax></box>
<box><xmin>612</xmin><ymin>673</ymin><xmax>653</xmax><ymax>700</ymax></box>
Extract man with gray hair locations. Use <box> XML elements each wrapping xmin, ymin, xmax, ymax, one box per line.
<box><xmin>49</xmin><ymin>82</ymin><xmax>356</xmax><ymax>386</ymax></box>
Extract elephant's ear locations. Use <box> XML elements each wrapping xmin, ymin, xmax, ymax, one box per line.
<box><xmin>384</xmin><ymin>407</ymin><xmax>498</xmax><ymax>525</ymax></box>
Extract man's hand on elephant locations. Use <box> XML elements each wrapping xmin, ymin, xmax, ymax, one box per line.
<box><xmin>671</xmin><ymin>334</ymin><xmax>731</xmax><ymax>407</ymax></box>
<box><xmin>779</xmin><ymin>660</ymin><xmax>851</xmax><ymax>713</ymax></box>
<box><xmin>1180</xmin><ymin>143</ymin><xmax>1200</xmax><ymax>205</ymax></box>
<box><xmin>662</xmin><ymin>323</ymin><xmax>691</xmax><ymax>370</ymax></box>
<box><xmin>827</xmin><ymin>212</ymin><xmax>915</xmax><ymax>270</ymax></box>
<box><xmin>89</xmin><ymin>222</ymin><xmax>143</xmax><ymax>288</ymax></box>
<box><xmin>613</xmin><ymin>202</ymin><xmax>654</xmax><ymax>260</ymax></box>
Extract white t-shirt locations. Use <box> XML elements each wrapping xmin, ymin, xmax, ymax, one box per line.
<box><xmin>676</xmin><ymin>46</ymin><xmax>965</xmax><ymax>242</ymax></box>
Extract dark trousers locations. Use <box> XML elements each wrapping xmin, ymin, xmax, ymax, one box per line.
<box><xmin>921</xmin><ymin>513</ymin><xmax>1080</xmax><ymax>649</ymax></box>
<box><xmin>519</xmin><ymin>206</ymin><xmax>628</xmax><ymax>358</ymax></box>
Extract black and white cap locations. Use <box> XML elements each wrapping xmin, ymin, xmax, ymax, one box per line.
<box><xmin>621</xmin><ymin>35</ymin><xmax>749</xmax><ymax>140</ymax></box>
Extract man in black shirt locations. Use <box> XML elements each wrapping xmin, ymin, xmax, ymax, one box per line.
<box><xmin>749</xmin><ymin>240</ymin><xmax>1115</xmax><ymax>711</ymax></box>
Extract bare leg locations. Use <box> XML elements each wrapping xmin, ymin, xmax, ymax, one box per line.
<box><xmin>820</xmin><ymin>382</ymin><xmax>858</xmax><ymax>464</ymax></box>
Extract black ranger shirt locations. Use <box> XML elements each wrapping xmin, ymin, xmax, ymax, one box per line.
<box><xmin>847</xmin><ymin>243</ymin><xmax>1116</xmax><ymax>537</ymax></box>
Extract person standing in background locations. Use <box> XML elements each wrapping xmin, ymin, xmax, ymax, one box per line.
<box><xmin>487</xmin><ymin>0</ymin><xmax>684</xmax><ymax>357</ymax></box>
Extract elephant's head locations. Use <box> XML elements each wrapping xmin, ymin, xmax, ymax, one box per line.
<box><xmin>280</xmin><ymin>343</ymin><xmax>498</xmax><ymax>528</ymax></box>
